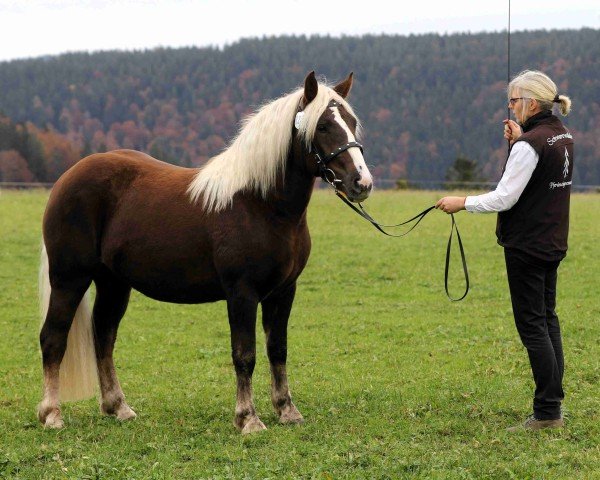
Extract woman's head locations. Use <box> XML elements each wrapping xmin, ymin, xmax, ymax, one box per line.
<box><xmin>508</xmin><ymin>70</ymin><xmax>572</xmax><ymax>124</ymax></box>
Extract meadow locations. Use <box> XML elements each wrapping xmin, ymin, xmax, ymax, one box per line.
<box><xmin>1</xmin><ymin>188</ymin><xmax>599</xmax><ymax>479</ymax></box>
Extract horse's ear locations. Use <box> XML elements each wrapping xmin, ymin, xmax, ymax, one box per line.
<box><xmin>302</xmin><ymin>71</ymin><xmax>318</xmax><ymax>106</ymax></box>
<box><xmin>333</xmin><ymin>72</ymin><xmax>353</xmax><ymax>98</ymax></box>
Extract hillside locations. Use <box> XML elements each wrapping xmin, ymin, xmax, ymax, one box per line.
<box><xmin>0</xmin><ymin>29</ymin><xmax>598</xmax><ymax>185</ymax></box>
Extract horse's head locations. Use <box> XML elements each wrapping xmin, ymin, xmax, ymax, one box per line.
<box><xmin>297</xmin><ymin>72</ymin><xmax>373</xmax><ymax>202</ymax></box>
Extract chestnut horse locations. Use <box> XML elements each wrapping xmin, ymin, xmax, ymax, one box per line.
<box><xmin>38</xmin><ymin>71</ymin><xmax>373</xmax><ymax>433</ymax></box>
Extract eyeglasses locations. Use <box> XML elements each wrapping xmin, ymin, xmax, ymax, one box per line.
<box><xmin>508</xmin><ymin>97</ymin><xmax>528</xmax><ymax>106</ymax></box>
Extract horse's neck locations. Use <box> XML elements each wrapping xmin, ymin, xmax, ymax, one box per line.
<box><xmin>268</xmin><ymin>144</ymin><xmax>316</xmax><ymax>218</ymax></box>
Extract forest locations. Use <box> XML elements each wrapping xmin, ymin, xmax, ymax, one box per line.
<box><xmin>0</xmin><ymin>28</ymin><xmax>598</xmax><ymax>186</ymax></box>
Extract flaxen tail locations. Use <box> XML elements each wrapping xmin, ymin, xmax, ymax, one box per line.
<box><xmin>40</xmin><ymin>243</ymin><xmax>98</xmax><ymax>401</ymax></box>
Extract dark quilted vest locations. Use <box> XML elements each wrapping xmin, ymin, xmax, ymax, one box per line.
<box><xmin>496</xmin><ymin>111</ymin><xmax>574</xmax><ymax>261</ymax></box>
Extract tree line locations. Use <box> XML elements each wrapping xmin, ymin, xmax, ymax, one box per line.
<box><xmin>0</xmin><ymin>116</ymin><xmax>79</xmax><ymax>182</ymax></box>
<box><xmin>0</xmin><ymin>28</ymin><xmax>598</xmax><ymax>185</ymax></box>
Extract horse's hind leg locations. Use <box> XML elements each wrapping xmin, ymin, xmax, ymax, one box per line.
<box><xmin>261</xmin><ymin>283</ymin><xmax>304</xmax><ymax>424</ymax></box>
<box><xmin>92</xmin><ymin>268</ymin><xmax>136</xmax><ymax>420</ymax></box>
<box><xmin>226</xmin><ymin>290</ymin><xmax>266</xmax><ymax>434</ymax></box>
<box><xmin>38</xmin><ymin>278</ymin><xmax>91</xmax><ymax>428</ymax></box>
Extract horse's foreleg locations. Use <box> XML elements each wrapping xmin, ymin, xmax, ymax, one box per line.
<box><xmin>92</xmin><ymin>272</ymin><xmax>136</xmax><ymax>421</ymax></box>
<box><xmin>261</xmin><ymin>283</ymin><xmax>304</xmax><ymax>425</ymax></box>
<box><xmin>227</xmin><ymin>292</ymin><xmax>266</xmax><ymax>434</ymax></box>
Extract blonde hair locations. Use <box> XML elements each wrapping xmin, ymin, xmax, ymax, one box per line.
<box><xmin>508</xmin><ymin>70</ymin><xmax>572</xmax><ymax>116</ymax></box>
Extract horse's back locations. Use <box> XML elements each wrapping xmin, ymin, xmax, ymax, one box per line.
<box><xmin>46</xmin><ymin>149</ymin><xmax>188</xmax><ymax>229</ymax></box>
<box><xmin>52</xmin><ymin>149</ymin><xmax>187</xmax><ymax>192</ymax></box>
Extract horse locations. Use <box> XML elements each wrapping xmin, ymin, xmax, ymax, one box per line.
<box><xmin>37</xmin><ymin>71</ymin><xmax>373</xmax><ymax>434</ymax></box>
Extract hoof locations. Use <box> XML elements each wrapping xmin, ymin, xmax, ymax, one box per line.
<box><xmin>39</xmin><ymin>407</ymin><xmax>64</xmax><ymax>429</ymax></box>
<box><xmin>116</xmin><ymin>404</ymin><xmax>137</xmax><ymax>421</ymax></box>
<box><xmin>101</xmin><ymin>400</ymin><xmax>136</xmax><ymax>421</ymax></box>
<box><xmin>239</xmin><ymin>416</ymin><xmax>267</xmax><ymax>435</ymax></box>
<box><xmin>279</xmin><ymin>404</ymin><xmax>304</xmax><ymax>425</ymax></box>
<box><xmin>45</xmin><ymin>411</ymin><xmax>65</xmax><ymax>429</ymax></box>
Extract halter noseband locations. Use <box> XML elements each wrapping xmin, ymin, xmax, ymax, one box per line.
<box><xmin>311</xmin><ymin>140</ymin><xmax>364</xmax><ymax>186</ymax></box>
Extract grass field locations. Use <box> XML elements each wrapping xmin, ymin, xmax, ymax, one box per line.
<box><xmin>1</xmin><ymin>188</ymin><xmax>599</xmax><ymax>479</ymax></box>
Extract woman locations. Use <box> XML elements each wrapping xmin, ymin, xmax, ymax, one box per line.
<box><xmin>436</xmin><ymin>70</ymin><xmax>573</xmax><ymax>431</ymax></box>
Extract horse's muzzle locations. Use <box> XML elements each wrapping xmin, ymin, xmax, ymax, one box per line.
<box><xmin>346</xmin><ymin>177</ymin><xmax>372</xmax><ymax>202</ymax></box>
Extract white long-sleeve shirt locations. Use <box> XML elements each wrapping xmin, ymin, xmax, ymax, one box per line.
<box><xmin>465</xmin><ymin>141</ymin><xmax>539</xmax><ymax>213</ymax></box>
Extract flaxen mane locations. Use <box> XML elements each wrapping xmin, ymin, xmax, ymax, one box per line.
<box><xmin>187</xmin><ymin>83</ymin><xmax>361</xmax><ymax>212</ymax></box>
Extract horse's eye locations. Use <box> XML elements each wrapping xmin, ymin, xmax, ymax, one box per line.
<box><xmin>316</xmin><ymin>124</ymin><xmax>327</xmax><ymax>133</ymax></box>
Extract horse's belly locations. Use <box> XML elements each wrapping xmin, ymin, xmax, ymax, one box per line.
<box><xmin>132</xmin><ymin>280</ymin><xmax>226</xmax><ymax>304</ymax></box>
<box><xmin>104</xmin><ymin>247</ymin><xmax>225</xmax><ymax>304</ymax></box>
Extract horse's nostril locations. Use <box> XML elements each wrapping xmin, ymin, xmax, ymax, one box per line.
<box><xmin>354</xmin><ymin>178</ymin><xmax>371</xmax><ymax>193</ymax></box>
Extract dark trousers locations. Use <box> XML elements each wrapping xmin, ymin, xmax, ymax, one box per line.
<box><xmin>504</xmin><ymin>248</ymin><xmax>564</xmax><ymax>420</ymax></box>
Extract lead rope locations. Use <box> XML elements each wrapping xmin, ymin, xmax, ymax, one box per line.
<box><xmin>317</xmin><ymin>3</ymin><xmax>516</xmax><ymax>300</ymax></box>
<box><xmin>331</xmin><ymin>2</ymin><xmax>514</xmax><ymax>300</ymax></box>
<box><xmin>334</xmin><ymin>190</ymin><xmax>469</xmax><ymax>302</ymax></box>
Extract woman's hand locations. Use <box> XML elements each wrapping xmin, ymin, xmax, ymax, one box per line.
<box><xmin>435</xmin><ymin>196</ymin><xmax>466</xmax><ymax>214</ymax></box>
<box><xmin>503</xmin><ymin>119</ymin><xmax>522</xmax><ymax>145</ymax></box>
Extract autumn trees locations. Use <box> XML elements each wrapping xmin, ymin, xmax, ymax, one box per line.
<box><xmin>0</xmin><ymin>116</ymin><xmax>79</xmax><ymax>182</ymax></box>
<box><xmin>0</xmin><ymin>29</ymin><xmax>598</xmax><ymax>185</ymax></box>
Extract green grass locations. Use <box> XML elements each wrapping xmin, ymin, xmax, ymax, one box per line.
<box><xmin>1</xmin><ymin>188</ymin><xmax>599</xmax><ymax>479</ymax></box>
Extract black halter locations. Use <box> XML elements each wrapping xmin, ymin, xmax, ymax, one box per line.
<box><xmin>311</xmin><ymin>140</ymin><xmax>364</xmax><ymax>185</ymax></box>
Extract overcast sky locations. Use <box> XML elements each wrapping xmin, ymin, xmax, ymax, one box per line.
<box><xmin>0</xmin><ymin>0</ymin><xmax>598</xmax><ymax>62</ymax></box>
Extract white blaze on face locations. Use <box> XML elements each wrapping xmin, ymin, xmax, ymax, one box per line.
<box><xmin>331</xmin><ymin>107</ymin><xmax>373</xmax><ymax>188</ymax></box>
